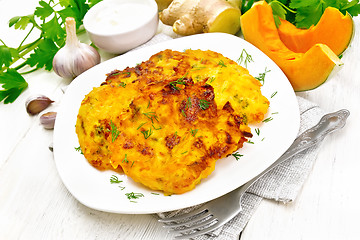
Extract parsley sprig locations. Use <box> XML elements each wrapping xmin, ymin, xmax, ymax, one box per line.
<box><xmin>0</xmin><ymin>0</ymin><xmax>103</xmax><ymax>103</ymax></box>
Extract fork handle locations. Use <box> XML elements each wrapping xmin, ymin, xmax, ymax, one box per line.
<box><xmin>233</xmin><ymin>109</ymin><xmax>350</xmax><ymax>200</ymax></box>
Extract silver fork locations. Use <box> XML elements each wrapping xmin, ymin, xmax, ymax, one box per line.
<box><xmin>158</xmin><ymin>109</ymin><xmax>350</xmax><ymax>239</ymax></box>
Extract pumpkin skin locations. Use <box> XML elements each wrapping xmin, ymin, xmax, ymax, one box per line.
<box><xmin>240</xmin><ymin>1</ymin><xmax>343</xmax><ymax>91</ymax></box>
<box><xmin>277</xmin><ymin>7</ymin><xmax>353</xmax><ymax>56</ymax></box>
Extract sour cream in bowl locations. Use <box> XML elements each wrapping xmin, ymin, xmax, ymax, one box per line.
<box><xmin>83</xmin><ymin>0</ymin><xmax>158</xmax><ymax>54</ymax></box>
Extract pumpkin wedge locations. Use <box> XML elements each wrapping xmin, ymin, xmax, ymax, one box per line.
<box><xmin>277</xmin><ymin>7</ymin><xmax>353</xmax><ymax>56</ymax></box>
<box><xmin>240</xmin><ymin>1</ymin><xmax>343</xmax><ymax>91</ymax></box>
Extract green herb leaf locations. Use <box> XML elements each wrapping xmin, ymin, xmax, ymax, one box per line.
<box><xmin>0</xmin><ymin>45</ymin><xmax>17</xmax><ymax>68</ymax></box>
<box><xmin>41</xmin><ymin>16</ymin><xmax>66</xmax><ymax>45</ymax></box>
<box><xmin>26</xmin><ymin>39</ymin><xmax>60</xmax><ymax>71</ymax></box>
<box><xmin>35</xmin><ymin>1</ymin><xmax>54</xmax><ymax>20</ymax></box>
<box><xmin>9</xmin><ymin>15</ymin><xmax>35</xmax><ymax>30</ymax></box>
<box><xmin>0</xmin><ymin>69</ymin><xmax>28</xmax><ymax>104</ymax></box>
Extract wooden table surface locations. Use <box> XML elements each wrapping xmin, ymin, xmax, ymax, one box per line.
<box><xmin>1</xmin><ymin>1</ymin><xmax>360</xmax><ymax>239</ymax></box>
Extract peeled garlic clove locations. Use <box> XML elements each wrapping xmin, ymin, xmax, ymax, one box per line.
<box><xmin>40</xmin><ymin>112</ymin><xmax>57</xmax><ymax>130</ymax></box>
<box><xmin>26</xmin><ymin>95</ymin><xmax>54</xmax><ymax>115</ymax></box>
<box><xmin>53</xmin><ymin>17</ymin><xmax>101</xmax><ymax>78</ymax></box>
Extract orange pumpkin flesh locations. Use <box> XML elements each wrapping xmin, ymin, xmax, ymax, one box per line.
<box><xmin>240</xmin><ymin>1</ymin><xmax>343</xmax><ymax>91</ymax></box>
<box><xmin>278</xmin><ymin>7</ymin><xmax>353</xmax><ymax>56</ymax></box>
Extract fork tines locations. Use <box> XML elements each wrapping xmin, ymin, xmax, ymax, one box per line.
<box><xmin>158</xmin><ymin>206</ymin><xmax>221</xmax><ymax>239</ymax></box>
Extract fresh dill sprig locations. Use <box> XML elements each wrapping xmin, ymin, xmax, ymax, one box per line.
<box><xmin>74</xmin><ymin>146</ymin><xmax>83</xmax><ymax>154</ymax></box>
<box><xmin>232</xmin><ymin>152</ymin><xmax>243</xmax><ymax>161</ymax></box>
<box><xmin>190</xmin><ymin>128</ymin><xmax>198</xmax><ymax>137</ymax></box>
<box><xmin>237</xmin><ymin>49</ymin><xmax>253</xmax><ymax>68</ymax></box>
<box><xmin>186</xmin><ymin>97</ymin><xmax>192</xmax><ymax>109</ymax></box>
<box><xmin>199</xmin><ymin>99</ymin><xmax>210</xmax><ymax>110</ymax></box>
<box><xmin>271</xmin><ymin>91</ymin><xmax>278</xmax><ymax>98</ymax></box>
<box><xmin>141</xmin><ymin>128</ymin><xmax>153</xmax><ymax>139</ymax></box>
<box><xmin>262</xmin><ymin>117</ymin><xmax>274</xmax><ymax>123</ymax></box>
<box><xmin>218</xmin><ymin>60</ymin><xmax>227</xmax><ymax>67</ymax></box>
<box><xmin>125</xmin><ymin>192</ymin><xmax>144</xmax><ymax>202</ymax></box>
<box><xmin>255</xmin><ymin>68</ymin><xmax>271</xmax><ymax>85</ymax></box>
<box><xmin>118</xmin><ymin>82</ymin><xmax>126</xmax><ymax>88</ymax></box>
<box><xmin>169</xmin><ymin>74</ymin><xmax>188</xmax><ymax>90</ymax></box>
<box><xmin>110</xmin><ymin>175</ymin><xmax>122</xmax><ymax>184</ymax></box>
<box><xmin>137</xmin><ymin>122</ymin><xmax>147</xmax><ymax>130</ymax></box>
<box><xmin>122</xmin><ymin>154</ymin><xmax>129</xmax><ymax>163</ymax></box>
<box><xmin>109</xmin><ymin>120</ymin><xmax>120</xmax><ymax>142</ymax></box>
<box><xmin>143</xmin><ymin>112</ymin><xmax>159</xmax><ymax>123</ymax></box>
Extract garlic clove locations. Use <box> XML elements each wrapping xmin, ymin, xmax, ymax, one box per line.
<box><xmin>26</xmin><ymin>95</ymin><xmax>54</xmax><ymax>115</ymax></box>
<box><xmin>40</xmin><ymin>112</ymin><xmax>57</xmax><ymax>130</ymax></box>
<box><xmin>53</xmin><ymin>17</ymin><xmax>101</xmax><ymax>79</ymax></box>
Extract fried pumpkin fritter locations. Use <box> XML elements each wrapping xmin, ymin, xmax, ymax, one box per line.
<box><xmin>75</xmin><ymin>49</ymin><xmax>269</xmax><ymax>195</ymax></box>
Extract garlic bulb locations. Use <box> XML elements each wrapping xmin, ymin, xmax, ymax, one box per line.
<box><xmin>53</xmin><ymin>17</ymin><xmax>101</xmax><ymax>78</ymax></box>
<box><xmin>26</xmin><ymin>95</ymin><xmax>54</xmax><ymax>115</ymax></box>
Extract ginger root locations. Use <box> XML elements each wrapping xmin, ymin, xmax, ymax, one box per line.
<box><xmin>159</xmin><ymin>0</ymin><xmax>242</xmax><ymax>36</ymax></box>
<box><xmin>155</xmin><ymin>0</ymin><xmax>174</xmax><ymax>11</ymax></box>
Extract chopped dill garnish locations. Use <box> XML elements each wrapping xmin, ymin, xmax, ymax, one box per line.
<box><xmin>118</xmin><ymin>82</ymin><xmax>126</xmax><ymax>88</ymax></box>
<box><xmin>169</xmin><ymin>73</ymin><xmax>188</xmax><ymax>90</ymax></box>
<box><xmin>137</xmin><ymin>122</ymin><xmax>147</xmax><ymax>130</ymax></box>
<box><xmin>131</xmin><ymin>161</ymin><xmax>135</xmax><ymax>168</ymax></box>
<box><xmin>271</xmin><ymin>91</ymin><xmax>278</xmax><ymax>98</ymax></box>
<box><xmin>208</xmin><ymin>76</ymin><xmax>216</xmax><ymax>83</ymax></box>
<box><xmin>199</xmin><ymin>99</ymin><xmax>210</xmax><ymax>110</ymax></box>
<box><xmin>110</xmin><ymin>175</ymin><xmax>122</xmax><ymax>184</ymax></box>
<box><xmin>181</xmin><ymin>109</ymin><xmax>187</xmax><ymax>117</ymax></box>
<box><xmin>272</xmin><ymin>112</ymin><xmax>279</xmax><ymax>115</ymax></box>
<box><xmin>186</xmin><ymin>97</ymin><xmax>192</xmax><ymax>109</ymax></box>
<box><xmin>143</xmin><ymin>112</ymin><xmax>159</xmax><ymax>123</ymax></box>
<box><xmin>237</xmin><ymin>49</ymin><xmax>253</xmax><ymax>68</ymax></box>
<box><xmin>109</xmin><ymin>120</ymin><xmax>120</xmax><ymax>142</ymax></box>
<box><xmin>247</xmin><ymin>140</ymin><xmax>254</xmax><ymax>144</ymax></box>
<box><xmin>141</xmin><ymin>128</ymin><xmax>153</xmax><ymax>139</ymax></box>
<box><xmin>263</xmin><ymin>117</ymin><xmax>274</xmax><ymax>123</ymax></box>
<box><xmin>122</xmin><ymin>154</ymin><xmax>129</xmax><ymax>163</ymax></box>
<box><xmin>125</xmin><ymin>192</ymin><xmax>144</xmax><ymax>201</ymax></box>
<box><xmin>151</xmin><ymin>192</ymin><xmax>160</xmax><ymax>195</ymax></box>
<box><xmin>255</xmin><ymin>68</ymin><xmax>271</xmax><ymax>85</ymax></box>
<box><xmin>218</xmin><ymin>60</ymin><xmax>227</xmax><ymax>67</ymax></box>
<box><xmin>191</xmin><ymin>64</ymin><xmax>206</xmax><ymax>71</ymax></box>
<box><xmin>152</xmin><ymin>124</ymin><xmax>162</xmax><ymax>130</ymax></box>
<box><xmin>181</xmin><ymin>151</ymin><xmax>188</xmax><ymax>155</ymax></box>
<box><xmin>255</xmin><ymin>128</ymin><xmax>260</xmax><ymax>136</ymax></box>
<box><xmin>74</xmin><ymin>146</ymin><xmax>83</xmax><ymax>154</ymax></box>
<box><xmin>232</xmin><ymin>152</ymin><xmax>243</xmax><ymax>161</ymax></box>
<box><xmin>190</xmin><ymin>128</ymin><xmax>198</xmax><ymax>137</ymax></box>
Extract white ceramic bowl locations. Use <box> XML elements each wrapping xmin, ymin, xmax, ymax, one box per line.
<box><xmin>83</xmin><ymin>0</ymin><xmax>158</xmax><ymax>54</ymax></box>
